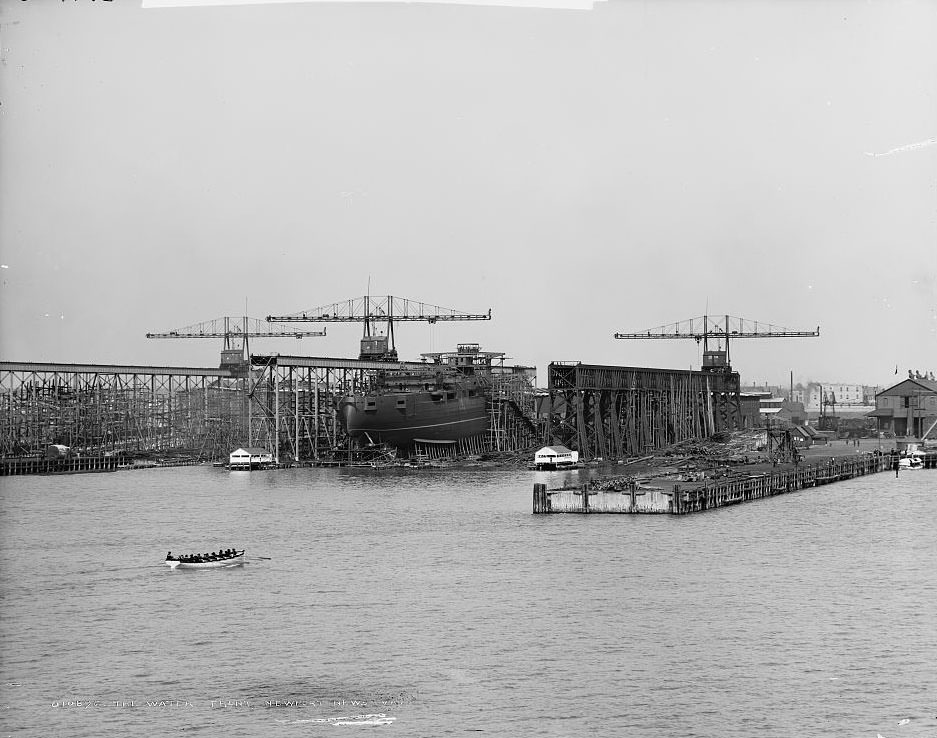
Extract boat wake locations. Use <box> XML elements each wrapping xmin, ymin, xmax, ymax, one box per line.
<box><xmin>274</xmin><ymin>713</ymin><xmax>396</xmax><ymax>726</ymax></box>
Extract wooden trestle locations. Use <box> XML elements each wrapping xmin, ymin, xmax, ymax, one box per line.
<box><xmin>0</xmin><ymin>361</ymin><xmax>245</xmax><ymax>460</ymax></box>
<box><xmin>546</xmin><ymin>363</ymin><xmax>741</xmax><ymax>462</ymax></box>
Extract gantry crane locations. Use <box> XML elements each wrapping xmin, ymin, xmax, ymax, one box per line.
<box><xmin>614</xmin><ymin>315</ymin><xmax>820</xmax><ymax>373</ymax></box>
<box><xmin>267</xmin><ymin>295</ymin><xmax>491</xmax><ymax>361</ymax></box>
<box><xmin>146</xmin><ymin>316</ymin><xmax>326</xmax><ymax>371</ymax></box>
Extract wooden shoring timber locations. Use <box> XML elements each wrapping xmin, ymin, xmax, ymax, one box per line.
<box><xmin>609</xmin><ymin>390</ymin><xmax>623</xmax><ymax>459</ymax></box>
<box><xmin>576</xmin><ymin>391</ymin><xmax>591</xmax><ymax>460</ymax></box>
<box><xmin>592</xmin><ymin>391</ymin><xmax>607</xmax><ymax>458</ymax></box>
<box><xmin>486</xmin><ymin>388</ymin><xmax>504</xmax><ymax>453</ymax></box>
<box><xmin>457</xmin><ymin>433</ymin><xmax>486</xmax><ymax>457</ymax></box>
<box><xmin>616</xmin><ymin>390</ymin><xmax>629</xmax><ymax>456</ymax></box>
<box><xmin>635</xmin><ymin>390</ymin><xmax>644</xmax><ymax>454</ymax></box>
<box><xmin>627</xmin><ymin>387</ymin><xmax>638</xmax><ymax>456</ymax></box>
<box><xmin>644</xmin><ymin>389</ymin><xmax>652</xmax><ymax>451</ymax></box>
<box><xmin>669</xmin><ymin>374</ymin><xmax>678</xmax><ymax>442</ymax></box>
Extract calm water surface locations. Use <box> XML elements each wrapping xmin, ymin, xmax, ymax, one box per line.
<box><xmin>1</xmin><ymin>464</ymin><xmax>935</xmax><ymax>737</ymax></box>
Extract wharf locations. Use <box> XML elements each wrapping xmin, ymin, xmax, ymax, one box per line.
<box><xmin>0</xmin><ymin>456</ymin><xmax>221</xmax><ymax>476</ymax></box>
<box><xmin>533</xmin><ymin>451</ymin><xmax>936</xmax><ymax>515</ymax></box>
<box><xmin>1</xmin><ymin>455</ymin><xmax>122</xmax><ymax>476</ymax></box>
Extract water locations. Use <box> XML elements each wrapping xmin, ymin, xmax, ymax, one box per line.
<box><xmin>1</xmin><ymin>465</ymin><xmax>935</xmax><ymax>737</ymax></box>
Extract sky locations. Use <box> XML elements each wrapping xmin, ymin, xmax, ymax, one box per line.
<box><xmin>1</xmin><ymin>0</ymin><xmax>935</xmax><ymax>390</ymax></box>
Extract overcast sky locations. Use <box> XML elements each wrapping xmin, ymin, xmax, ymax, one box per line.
<box><xmin>1</xmin><ymin>0</ymin><xmax>934</xmax><ymax>389</ymax></box>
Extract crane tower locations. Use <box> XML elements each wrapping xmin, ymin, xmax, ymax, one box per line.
<box><xmin>614</xmin><ymin>315</ymin><xmax>820</xmax><ymax>373</ymax></box>
<box><xmin>267</xmin><ymin>295</ymin><xmax>491</xmax><ymax>361</ymax></box>
<box><xmin>146</xmin><ymin>316</ymin><xmax>326</xmax><ymax>374</ymax></box>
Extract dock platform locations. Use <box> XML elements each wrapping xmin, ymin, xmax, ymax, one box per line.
<box><xmin>1</xmin><ymin>456</ymin><xmax>122</xmax><ymax>476</ymax></box>
<box><xmin>533</xmin><ymin>452</ymin><xmax>935</xmax><ymax>515</ymax></box>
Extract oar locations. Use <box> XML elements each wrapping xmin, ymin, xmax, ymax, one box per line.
<box><xmin>253</xmin><ymin>556</ymin><xmax>272</xmax><ymax>560</ymax></box>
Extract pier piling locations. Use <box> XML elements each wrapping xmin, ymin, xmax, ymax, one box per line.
<box><xmin>533</xmin><ymin>453</ymin><xmax>926</xmax><ymax>515</ymax></box>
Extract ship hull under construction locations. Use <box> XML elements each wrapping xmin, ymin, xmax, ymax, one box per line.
<box><xmin>337</xmin><ymin>344</ymin><xmax>532</xmax><ymax>450</ymax></box>
<box><xmin>338</xmin><ymin>389</ymin><xmax>488</xmax><ymax>448</ymax></box>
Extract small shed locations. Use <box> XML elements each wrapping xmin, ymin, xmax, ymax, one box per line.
<box><xmin>811</xmin><ymin>430</ymin><xmax>834</xmax><ymax>445</ymax></box>
<box><xmin>788</xmin><ymin>426</ymin><xmax>813</xmax><ymax>448</ymax></box>
<box><xmin>229</xmin><ymin>447</ymin><xmax>273</xmax><ymax>469</ymax></box>
<box><xmin>534</xmin><ymin>445</ymin><xmax>579</xmax><ymax>470</ymax></box>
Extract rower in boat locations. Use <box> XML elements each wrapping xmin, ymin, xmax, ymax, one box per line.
<box><xmin>165</xmin><ymin>547</ymin><xmax>245</xmax><ymax>568</ymax></box>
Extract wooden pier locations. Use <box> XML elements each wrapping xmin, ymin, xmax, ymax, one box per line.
<box><xmin>0</xmin><ymin>455</ymin><xmax>122</xmax><ymax>476</ymax></box>
<box><xmin>533</xmin><ymin>452</ymin><xmax>933</xmax><ymax>515</ymax></box>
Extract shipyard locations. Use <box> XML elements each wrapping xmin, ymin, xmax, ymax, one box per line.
<box><xmin>2</xmin><ymin>2</ymin><xmax>935</xmax><ymax>737</ymax></box>
<box><xmin>2</xmin><ymin>302</ymin><xmax>935</xmax><ymax>500</ymax></box>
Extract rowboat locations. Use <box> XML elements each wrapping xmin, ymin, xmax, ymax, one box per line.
<box><xmin>165</xmin><ymin>551</ymin><xmax>245</xmax><ymax>569</ymax></box>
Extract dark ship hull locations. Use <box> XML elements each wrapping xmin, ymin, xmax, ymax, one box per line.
<box><xmin>338</xmin><ymin>386</ymin><xmax>488</xmax><ymax>448</ymax></box>
<box><xmin>337</xmin><ymin>343</ymin><xmax>531</xmax><ymax>450</ymax></box>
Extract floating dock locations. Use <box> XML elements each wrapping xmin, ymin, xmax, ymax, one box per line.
<box><xmin>533</xmin><ymin>452</ymin><xmax>936</xmax><ymax>515</ymax></box>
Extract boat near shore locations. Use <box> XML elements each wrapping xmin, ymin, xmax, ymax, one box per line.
<box><xmin>165</xmin><ymin>551</ymin><xmax>244</xmax><ymax>569</ymax></box>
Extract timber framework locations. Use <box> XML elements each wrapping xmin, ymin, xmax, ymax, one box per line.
<box><xmin>0</xmin><ymin>361</ymin><xmax>246</xmax><ymax>459</ymax></box>
<box><xmin>546</xmin><ymin>363</ymin><xmax>741</xmax><ymax>461</ymax></box>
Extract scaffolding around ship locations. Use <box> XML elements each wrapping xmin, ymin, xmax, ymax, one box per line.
<box><xmin>244</xmin><ymin>349</ymin><xmax>543</xmax><ymax>464</ymax></box>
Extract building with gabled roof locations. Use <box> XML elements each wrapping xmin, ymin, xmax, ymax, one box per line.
<box><xmin>533</xmin><ymin>445</ymin><xmax>579</xmax><ymax>469</ymax></box>
<box><xmin>229</xmin><ymin>447</ymin><xmax>273</xmax><ymax>469</ymax></box>
<box><xmin>870</xmin><ymin>377</ymin><xmax>937</xmax><ymax>439</ymax></box>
